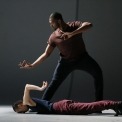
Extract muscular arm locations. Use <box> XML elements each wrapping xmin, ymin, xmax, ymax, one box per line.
<box><xmin>71</xmin><ymin>22</ymin><xmax>93</xmax><ymax>36</ymax></box>
<box><xmin>23</xmin><ymin>81</ymin><xmax>48</xmax><ymax>106</ymax></box>
<box><xmin>31</xmin><ymin>44</ymin><xmax>55</xmax><ymax>67</ymax></box>
<box><xmin>61</xmin><ymin>22</ymin><xmax>93</xmax><ymax>40</ymax></box>
<box><xmin>19</xmin><ymin>44</ymin><xmax>55</xmax><ymax>69</ymax></box>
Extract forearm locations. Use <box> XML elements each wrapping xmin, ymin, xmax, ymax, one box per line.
<box><xmin>71</xmin><ymin>22</ymin><xmax>93</xmax><ymax>36</ymax></box>
<box><xmin>32</xmin><ymin>44</ymin><xmax>54</xmax><ymax>68</ymax></box>
<box><xmin>32</xmin><ymin>52</ymin><xmax>49</xmax><ymax>67</ymax></box>
<box><xmin>25</xmin><ymin>84</ymin><xmax>46</xmax><ymax>91</ymax></box>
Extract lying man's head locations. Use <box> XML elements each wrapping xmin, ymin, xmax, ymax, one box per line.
<box><xmin>12</xmin><ymin>100</ymin><xmax>29</xmax><ymax>113</ymax></box>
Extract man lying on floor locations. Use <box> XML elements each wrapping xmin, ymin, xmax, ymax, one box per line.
<box><xmin>12</xmin><ymin>81</ymin><xmax>122</xmax><ymax>116</ymax></box>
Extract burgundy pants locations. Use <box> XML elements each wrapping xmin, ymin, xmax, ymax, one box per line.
<box><xmin>53</xmin><ymin>99</ymin><xmax>121</xmax><ymax>115</ymax></box>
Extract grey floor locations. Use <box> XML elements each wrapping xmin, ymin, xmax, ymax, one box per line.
<box><xmin>0</xmin><ymin>106</ymin><xmax>122</xmax><ymax>122</ymax></box>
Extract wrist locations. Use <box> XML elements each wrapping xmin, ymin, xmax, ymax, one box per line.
<box><xmin>31</xmin><ymin>63</ymin><xmax>35</xmax><ymax>68</ymax></box>
<box><xmin>70</xmin><ymin>31</ymin><xmax>76</xmax><ymax>37</ymax></box>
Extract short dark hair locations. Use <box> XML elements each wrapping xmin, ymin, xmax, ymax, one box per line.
<box><xmin>12</xmin><ymin>100</ymin><xmax>23</xmax><ymax>113</ymax></box>
<box><xmin>50</xmin><ymin>12</ymin><xmax>63</xmax><ymax>20</ymax></box>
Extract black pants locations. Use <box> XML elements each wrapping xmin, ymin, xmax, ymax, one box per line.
<box><xmin>42</xmin><ymin>53</ymin><xmax>103</xmax><ymax>101</ymax></box>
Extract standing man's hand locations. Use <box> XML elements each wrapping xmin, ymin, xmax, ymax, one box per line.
<box><xmin>18</xmin><ymin>60</ymin><xmax>33</xmax><ymax>69</ymax></box>
<box><xmin>60</xmin><ymin>31</ymin><xmax>73</xmax><ymax>40</ymax></box>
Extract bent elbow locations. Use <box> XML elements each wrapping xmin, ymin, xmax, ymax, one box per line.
<box><xmin>88</xmin><ymin>23</ymin><xmax>93</xmax><ymax>28</ymax></box>
<box><xmin>90</xmin><ymin>23</ymin><xmax>93</xmax><ymax>27</ymax></box>
<box><xmin>25</xmin><ymin>84</ymin><xmax>30</xmax><ymax>89</ymax></box>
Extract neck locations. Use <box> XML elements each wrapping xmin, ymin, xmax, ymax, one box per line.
<box><xmin>59</xmin><ymin>21</ymin><xmax>68</xmax><ymax>32</ymax></box>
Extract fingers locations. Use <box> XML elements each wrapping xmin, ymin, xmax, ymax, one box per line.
<box><xmin>60</xmin><ymin>32</ymin><xmax>69</xmax><ymax>40</ymax></box>
<box><xmin>60</xmin><ymin>34</ymin><xmax>66</xmax><ymax>40</ymax></box>
<box><xmin>43</xmin><ymin>81</ymin><xmax>47</xmax><ymax>85</ymax></box>
<box><xmin>18</xmin><ymin>60</ymin><xmax>32</xmax><ymax>69</ymax></box>
<box><xmin>62</xmin><ymin>36</ymin><xmax>68</xmax><ymax>40</ymax></box>
<box><xmin>42</xmin><ymin>81</ymin><xmax>48</xmax><ymax>87</ymax></box>
<box><xmin>18</xmin><ymin>60</ymin><xmax>26</xmax><ymax>67</ymax></box>
<box><xmin>60</xmin><ymin>31</ymin><xmax>72</xmax><ymax>40</ymax></box>
<box><xmin>59</xmin><ymin>30</ymin><xmax>64</xmax><ymax>34</ymax></box>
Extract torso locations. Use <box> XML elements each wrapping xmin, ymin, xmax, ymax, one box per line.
<box><xmin>28</xmin><ymin>98</ymin><xmax>53</xmax><ymax>114</ymax></box>
<box><xmin>48</xmin><ymin>21</ymin><xmax>87</xmax><ymax>61</ymax></box>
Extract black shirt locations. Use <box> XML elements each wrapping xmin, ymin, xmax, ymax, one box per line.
<box><xmin>28</xmin><ymin>98</ymin><xmax>54</xmax><ymax>114</ymax></box>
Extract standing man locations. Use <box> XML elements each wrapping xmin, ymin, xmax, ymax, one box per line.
<box><xmin>19</xmin><ymin>12</ymin><xmax>103</xmax><ymax>101</ymax></box>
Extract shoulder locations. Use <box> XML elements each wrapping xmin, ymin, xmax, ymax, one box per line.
<box><xmin>49</xmin><ymin>32</ymin><xmax>55</xmax><ymax>38</ymax></box>
<box><xmin>49</xmin><ymin>31</ymin><xmax>57</xmax><ymax>40</ymax></box>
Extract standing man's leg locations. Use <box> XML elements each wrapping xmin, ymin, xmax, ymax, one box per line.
<box><xmin>76</xmin><ymin>53</ymin><xmax>103</xmax><ymax>101</ymax></box>
<box><xmin>86</xmin><ymin>55</ymin><xmax>103</xmax><ymax>101</ymax></box>
<box><xmin>42</xmin><ymin>58</ymin><xmax>73</xmax><ymax>100</ymax></box>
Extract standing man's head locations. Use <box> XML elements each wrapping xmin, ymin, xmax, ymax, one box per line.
<box><xmin>49</xmin><ymin>12</ymin><xmax>64</xmax><ymax>30</ymax></box>
<box><xmin>12</xmin><ymin>100</ymin><xmax>29</xmax><ymax>113</ymax></box>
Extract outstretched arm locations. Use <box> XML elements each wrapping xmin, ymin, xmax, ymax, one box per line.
<box><xmin>23</xmin><ymin>81</ymin><xmax>48</xmax><ymax>106</ymax></box>
<box><xmin>19</xmin><ymin>44</ymin><xmax>55</xmax><ymax>69</ymax></box>
<box><xmin>61</xmin><ymin>22</ymin><xmax>93</xmax><ymax>40</ymax></box>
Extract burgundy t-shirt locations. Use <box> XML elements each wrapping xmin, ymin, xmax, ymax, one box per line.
<box><xmin>47</xmin><ymin>21</ymin><xmax>87</xmax><ymax>61</ymax></box>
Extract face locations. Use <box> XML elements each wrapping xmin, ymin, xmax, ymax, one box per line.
<box><xmin>49</xmin><ymin>17</ymin><xmax>60</xmax><ymax>30</ymax></box>
<box><xmin>16</xmin><ymin>103</ymin><xmax>29</xmax><ymax>113</ymax></box>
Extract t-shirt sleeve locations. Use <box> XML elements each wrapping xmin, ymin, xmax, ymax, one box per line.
<box><xmin>47</xmin><ymin>34</ymin><xmax>56</xmax><ymax>47</ymax></box>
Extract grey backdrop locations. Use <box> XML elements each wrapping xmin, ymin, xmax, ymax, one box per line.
<box><xmin>0</xmin><ymin>0</ymin><xmax>122</xmax><ymax>104</ymax></box>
